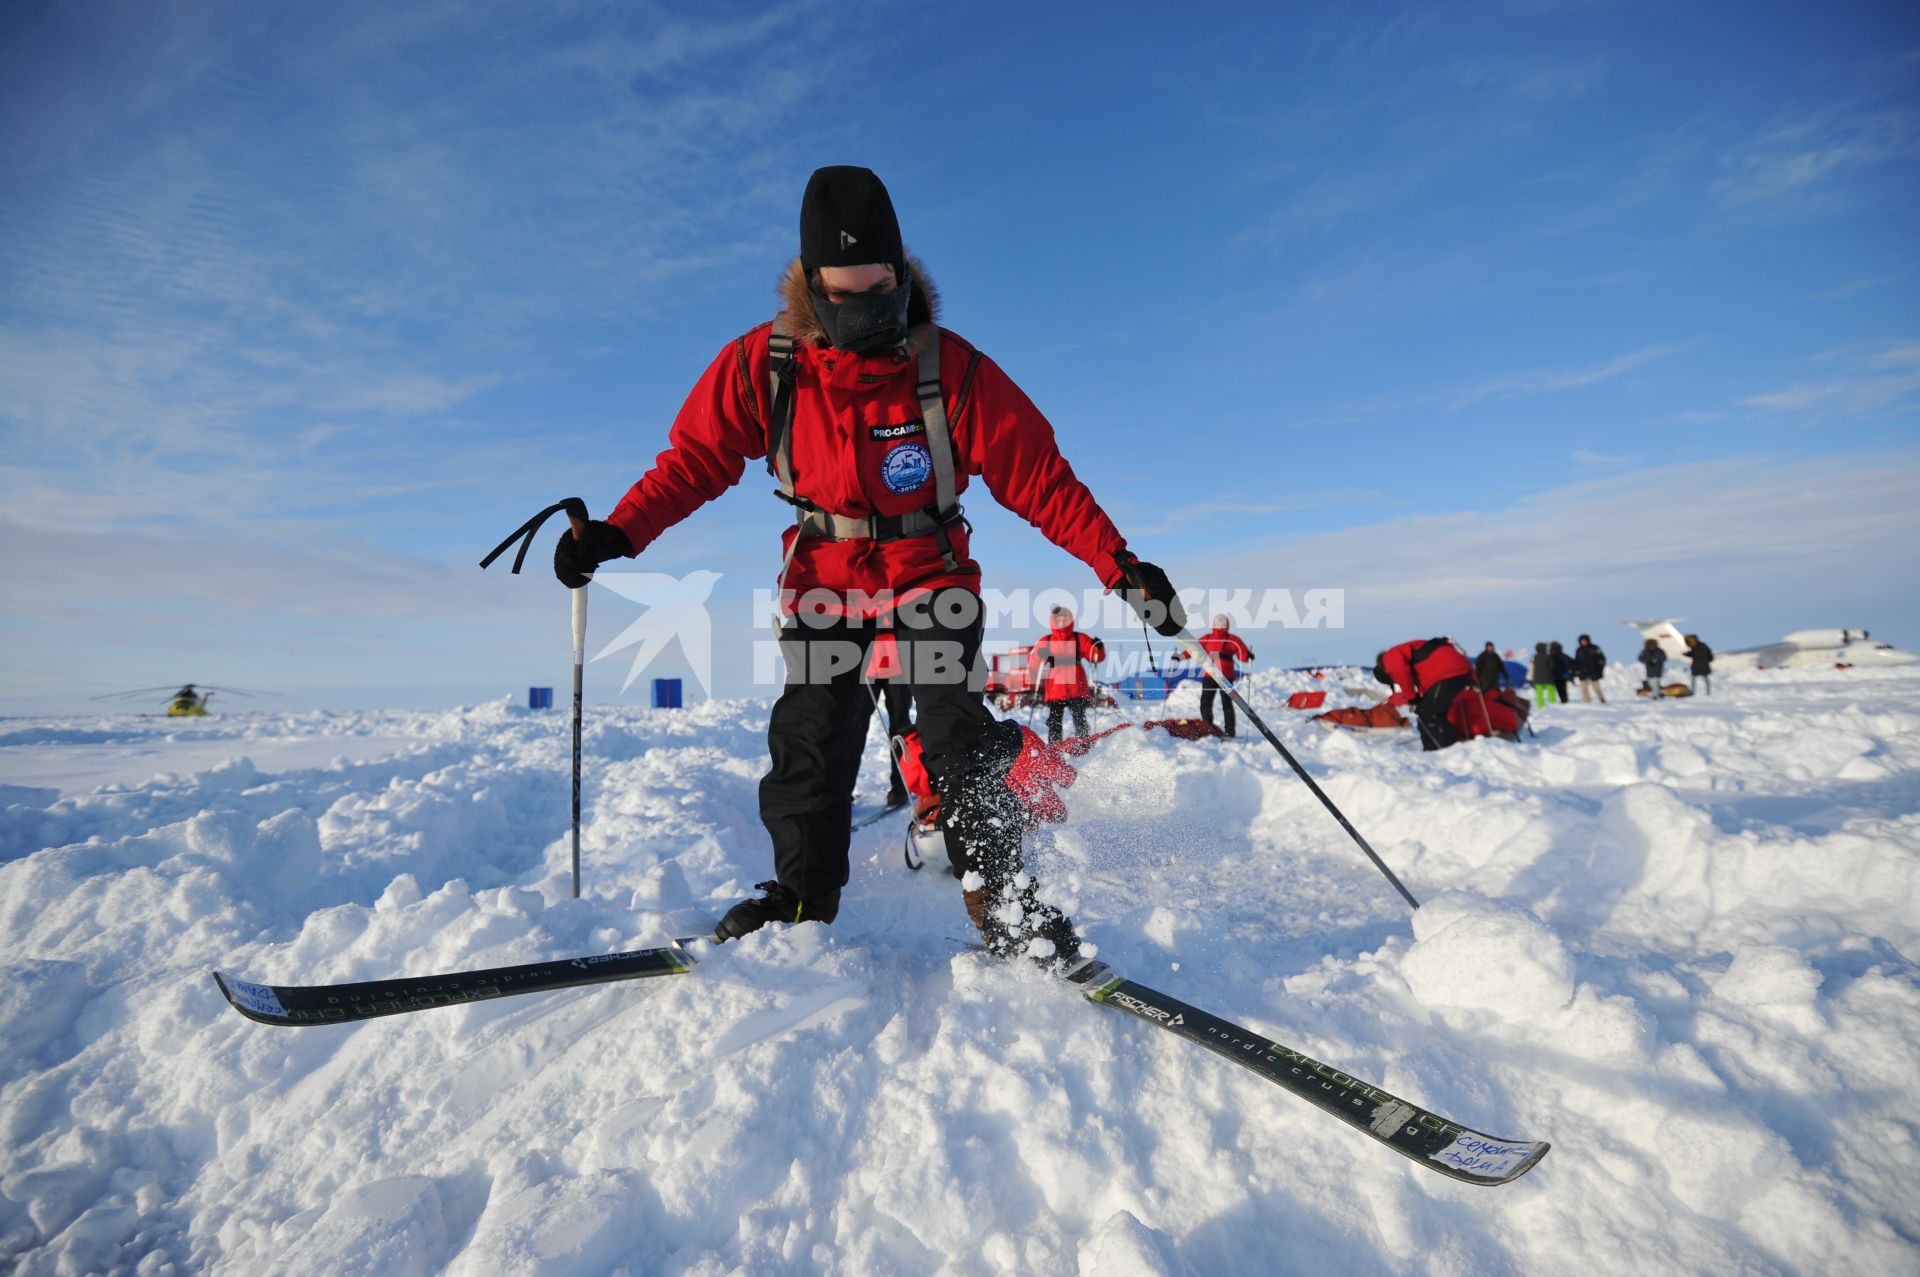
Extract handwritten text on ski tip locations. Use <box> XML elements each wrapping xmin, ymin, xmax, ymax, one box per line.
<box><xmin>1429</xmin><ymin>1134</ymin><xmax>1536</xmax><ymax>1178</ymax></box>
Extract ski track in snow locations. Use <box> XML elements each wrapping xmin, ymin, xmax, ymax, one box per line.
<box><xmin>1</xmin><ymin>670</ymin><xmax>1917</xmax><ymax>1274</ymax></box>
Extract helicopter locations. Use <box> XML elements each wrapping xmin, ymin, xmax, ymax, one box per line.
<box><xmin>90</xmin><ymin>684</ymin><xmax>276</xmax><ymax>716</ymax></box>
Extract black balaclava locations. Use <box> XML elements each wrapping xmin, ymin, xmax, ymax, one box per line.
<box><xmin>811</xmin><ymin>277</ymin><xmax>912</xmax><ymax>355</ymax></box>
<box><xmin>800</xmin><ymin>165</ymin><xmax>911</xmax><ymax>354</ymax></box>
<box><xmin>1373</xmin><ymin>654</ymin><xmax>1392</xmax><ymax>685</ymax></box>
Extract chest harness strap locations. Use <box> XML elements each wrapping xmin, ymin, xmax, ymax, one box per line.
<box><xmin>765</xmin><ymin>318</ymin><xmax>964</xmax><ymax>572</ymax></box>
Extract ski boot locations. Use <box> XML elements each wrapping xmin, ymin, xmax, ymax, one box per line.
<box><xmin>962</xmin><ymin>876</ymin><xmax>1084</xmax><ymax>971</ymax></box>
<box><xmin>714</xmin><ymin>881</ymin><xmax>840</xmax><ymax>942</ymax></box>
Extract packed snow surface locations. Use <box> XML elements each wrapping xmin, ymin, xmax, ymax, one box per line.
<box><xmin>3</xmin><ymin>667</ymin><xmax>1918</xmax><ymax>1274</ymax></box>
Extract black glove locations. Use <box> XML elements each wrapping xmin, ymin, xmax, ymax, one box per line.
<box><xmin>552</xmin><ymin>520</ymin><xmax>633</xmax><ymax>588</ymax></box>
<box><xmin>1112</xmin><ymin>551</ymin><xmax>1187</xmax><ymax>638</ymax></box>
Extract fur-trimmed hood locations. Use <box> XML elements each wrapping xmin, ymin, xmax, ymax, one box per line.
<box><xmin>776</xmin><ymin>253</ymin><xmax>941</xmax><ymax>356</ymax></box>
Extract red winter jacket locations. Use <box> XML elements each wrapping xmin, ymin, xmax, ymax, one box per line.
<box><xmin>1193</xmin><ymin>628</ymin><xmax>1254</xmax><ymax>682</ymax></box>
<box><xmin>1028</xmin><ymin>625</ymin><xmax>1105</xmax><ymax>702</ymax></box>
<box><xmin>604</xmin><ymin>260</ymin><xmax>1128</xmax><ymax>616</ymax></box>
<box><xmin>1378</xmin><ymin>638</ymin><xmax>1474</xmax><ymax>707</ymax></box>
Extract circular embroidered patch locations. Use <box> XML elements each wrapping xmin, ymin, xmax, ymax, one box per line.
<box><xmin>881</xmin><ymin>441</ymin><xmax>934</xmax><ymax>495</ymax></box>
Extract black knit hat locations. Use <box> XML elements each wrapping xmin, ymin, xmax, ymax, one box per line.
<box><xmin>800</xmin><ymin>166</ymin><xmax>904</xmax><ymax>275</ymax></box>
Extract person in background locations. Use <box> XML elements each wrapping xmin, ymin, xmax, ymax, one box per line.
<box><xmin>1573</xmin><ymin>634</ymin><xmax>1607</xmax><ymax>703</ymax></box>
<box><xmin>1550</xmin><ymin>640</ymin><xmax>1572</xmax><ymax>704</ymax></box>
<box><xmin>1639</xmin><ymin>637</ymin><xmax>1667</xmax><ymax>695</ymax></box>
<box><xmin>1374</xmin><ymin>637</ymin><xmax>1475</xmax><ymax>751</ymax></box>
<box><xmin>1474</xmin><ymin>641</ymin><xmax>1506</xmax><ymax>691</ymax></box>
<box><xmin>1028</xmin><ymin>606</ymin><xmax>1106</xmax><ymax>744</ymax></box>
<box><xmin>1531</xmin><ymin>642</ymin><xmax>1559</xmax><ymax>707</ymax></box>
<box><xmin>1188</xmin><ymin>614</ymin><xmax>1255</xmax><ymax>738</ymax></box>
<box><xmin>1684</xmin><ymin>633</ymin><xmax>1714</xmax><ymax>695</ymax></box>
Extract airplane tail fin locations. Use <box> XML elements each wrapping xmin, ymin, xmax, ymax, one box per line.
<box><xmin>1623</xmin><ymin>618</ymin><xmax>1691</xmax><ymax>660</ymax></box>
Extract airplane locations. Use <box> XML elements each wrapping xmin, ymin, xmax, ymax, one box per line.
<box><xmin>1626</xmin><ymin>620</ymin><xmax>1918</xmax><ymax>671</ymax></box>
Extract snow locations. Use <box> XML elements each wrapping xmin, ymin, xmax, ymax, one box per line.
<box><xmin>2</xmin><ymin>668</ymin><xmax>1918</xmax><ymax>1274</ymax></box>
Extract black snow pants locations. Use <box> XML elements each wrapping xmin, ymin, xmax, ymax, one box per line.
<box><xmin>1198</xmin><ymin>676</ymin><xmax>1235</xmax><ymax>737</ymax></box>
<box><xmin>1044</xmin><ymin>697</ymin><xmax>1091</xmax><ymax>744</ymax></box>
<box><xmin>1415</xmin><ymin>674</ymin><xmax>1472</xmax><ymax>751</ymax></box>
<box><xmin>761</xmin><ymin>587</ymin><xmax>1025</xmax><ymax>902</ymax></box>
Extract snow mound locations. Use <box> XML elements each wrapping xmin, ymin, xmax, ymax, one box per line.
<box><xmin>1077</xmin><ymin>1210</ymin><xmax>1196</xmax><ymax>1277</ymax></box>
<box><xmin>1401</xmin><ymin>891</ymin><xmax>1574</xmax><ymax>1020</ymax></box>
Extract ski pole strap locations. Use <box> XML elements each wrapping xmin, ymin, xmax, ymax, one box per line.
<box><xmin>479</xmin><ymin>497</ymin><xmax>590</xmax><ymax>574</ymax></box>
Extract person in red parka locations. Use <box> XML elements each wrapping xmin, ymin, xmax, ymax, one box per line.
<box><xmin>1373</xmin><ymin>637</ymin><xmax>1477</xmax><ymax>751</ymax></box>
<box><xmin>550</xmin><ymin>167</ymin><xmax>1187</xmax><ymax>966</ymax></box>
<box><xmin>1028</xmin><ymin>606</ymin><xmax>1106</xmax><ymax>743</ymax></box>
<box><xmin>1186</xmin><ymin>613</ymin><xmax>1255</xmax><ymax>738</ymax></box>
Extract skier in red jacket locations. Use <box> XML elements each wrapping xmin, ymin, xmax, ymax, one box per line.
<box><xmin>552</xmin><ymin>167</ymin><xmax>1185</xmax><ymax>966</ymax></box>
<box><xmin>1186</xmin><ymin>614</ymin><xmax>1255</xmax><ymax>738</ymax></box>
<box><xmin>1373</xmin><ymin>638</ymin><xmax>1476</xmax><ymax>751</ymax></box>
<box><xmin>1028</xmin><ymin>606</ymin><xmax>1106</xmax><ymax>743</ymax></box>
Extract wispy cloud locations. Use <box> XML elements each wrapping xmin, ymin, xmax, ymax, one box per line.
<box><xmin>0</xmin><ymin>1</ymin><xmax>848</xmax><ymax>538</ymax></box>
<box><xmin>1230</xmin><ymin>47</ymin><xmax>1608</xmax><ymax>252</ymax></box>
<box><xmin>1202</xmin><ymin>451</ymin><xmax>1920</xmax><ymax>654</ymax></box>
<box><xmin>1442</xmin><ymin>55</ymin><xmax>1606</xmax><ymax>104</ymax></box>
<box><xmin>1571</xmin><ymin>447</ymin><xmax>1639</xmax><ymax>467</ymax></box>
<box><xmin>1440</xmin><ymin>342</ymin><xmax>1692</xmax><ymax>410</ymax></box>
<box><xmin>1713</xmin><ymin>107</ymin><xmax>1920</xmax><ymax>212</ymax></box>
<box><xmin>1124</xmin><ymin>493</ymin><xmax>1391</xmax><ymax>541</ymax></box>
<box><xmin>1280</xmin><ymin>341</ymin><xmax>1693</xmax><ymax>430</ymax></box>
<box><xmin>1738</xmin><ymin>341</ymin><xmax>1920</xmax><ymax>417</ymax></box>
<box><xmin>1821</xmin><ymin>263</ymin><xmax>1916</xmax><ymax>299</ymax></box>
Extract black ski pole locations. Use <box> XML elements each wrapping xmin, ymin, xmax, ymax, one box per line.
<box><xmin>1174</xmin><ymin>624</ymin><xmax>1421</xmax><ymax>911</ymax></box>
<box><xmin>481</xmin><ymin>498</ymin><xmax>592</xmax><ymax>900</ymax></box>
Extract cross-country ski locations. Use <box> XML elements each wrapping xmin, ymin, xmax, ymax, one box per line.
<box><xmin>212</xmin><ymin>943</ymin><xmax>697</xmax><ymax>1027</ymax></box>
<box><xmin>209</xmin><ymin>936</ymin><xmax>1546</xmax><ymax>1186</ymax></box>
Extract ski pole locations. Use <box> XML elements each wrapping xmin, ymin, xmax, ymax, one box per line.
<box><xmin>480</xmin><ymin>497</ymin><xmax>593</xmax><ymax>899</ymax></box>
<box><xmin>1174</xmin><ymin>624</ymin><xmax>1421</xmax><ymax>911</ymax></box>
<box><xmin>568</xmin><ymin>570</ymin><xmax>587</xmax><ymax>900</ymax></box>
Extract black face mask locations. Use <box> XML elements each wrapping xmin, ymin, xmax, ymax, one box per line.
<box><xmin>1373</xmin><ymin>656</ymin><xmax>1391</xmax><ymax>685</ymax></box>
<box><xmin>811</xmin><ymin>277</ymin><xmax>912</xmax><ymax>355</ymax></box>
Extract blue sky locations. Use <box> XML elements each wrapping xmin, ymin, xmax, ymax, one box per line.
<box><xmin>2</xmin><ymin>0</ymin><xmax>1916</xmax><ymax>711</ymax></box>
